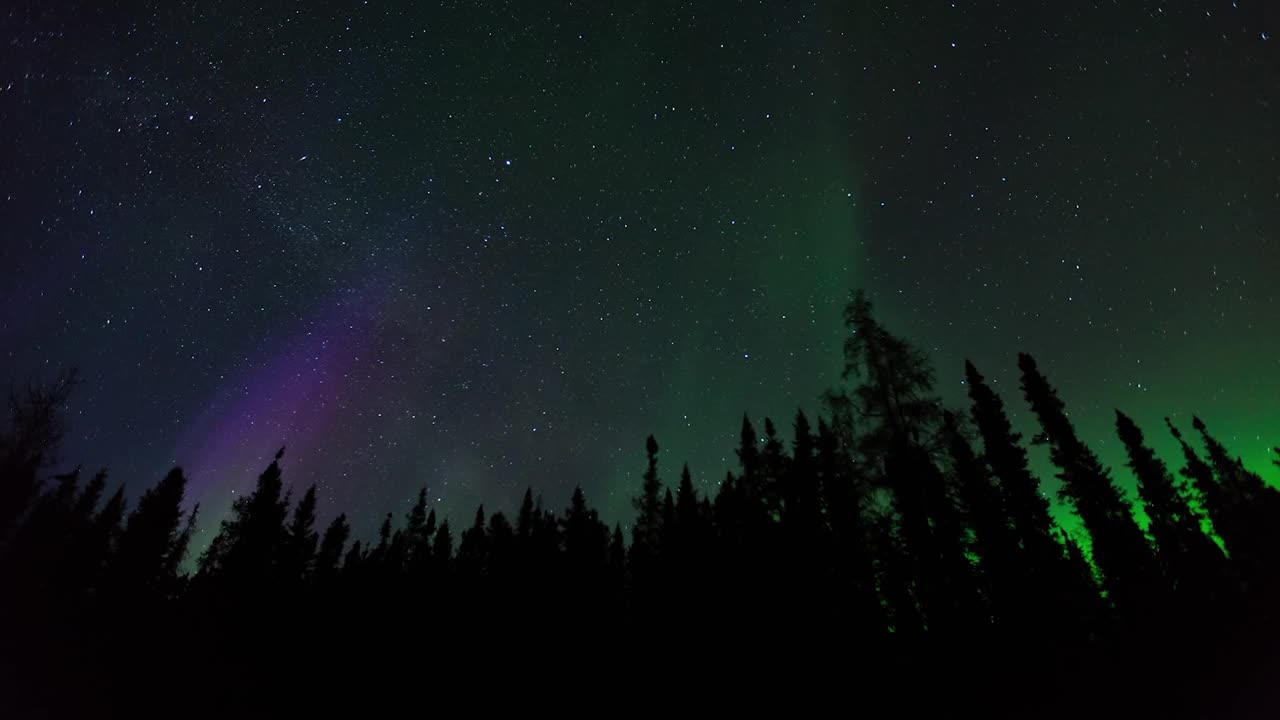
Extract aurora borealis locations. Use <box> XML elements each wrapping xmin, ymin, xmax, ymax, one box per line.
<box><xmin>2</xmin><ymin>0</ymin><xmax>1276</xmax><ymax>548</ymax></box>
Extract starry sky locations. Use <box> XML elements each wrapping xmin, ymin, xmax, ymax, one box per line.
<box><xmin>2</xmin><ymin>1</ymin><xmax>1277</xmax><ymax>545</ymax></box>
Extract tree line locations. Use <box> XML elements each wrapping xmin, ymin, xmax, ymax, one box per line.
<box><xmin>3</xmin><ymin>290</ymin><xmax>1280</xmax><ymax>717</ymax></box>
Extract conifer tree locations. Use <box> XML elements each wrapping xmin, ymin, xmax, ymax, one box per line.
<box><xmin>283</xmin><ymin>484</ymin><xmax>320</xmax><ymax>583</ymax></box>
<box><xmin>1115</xmin><ymin>411</ymin><xmax>1223</xmax><ymax>601</ymax></box>
<box><xmin>368</xmin><ymin>512</ymin><xmax>394</xmax><ymax>570</ymax></box>
<box><xmin>65</xmin><ymin>473</ymin><xmax>122</xmax><ymax>594</ymax></box>
<box><xmin>517</xmin><ymin>488</ymin><xmax>537</xmax><ymax>540</ymax></box>
<box><xmin>815</xmin><ymin>417</ymin><xmax>883</xmax><ymax>636</ymax></box>
<box><xmin>457</xmin><ymin>506</ymin><xmax>488</xmax><ymax>579</ymax></box>
<box><xmin>112</xmin><ymin>467</ymin><xmax>190</xmax><ymax>597</ymax></box>
<box><xmin>609</xmin><ymin>523</ymin><xmax>626</xmax><ymax>586</ymax></box>
<box><xmin>1190</xmin><ymin>416</ymin><xmax>1280</xmax><ymax>586</ymax></box>
<box><xmin>673</xmin><ymin>464</ymin><xmax>700</xmax><ymax>555</ymax></box>
<box><xmin>759</xmin><ymin>418</ymin><xmax>786</xmax><ymax>520</ymax></box>
<box><xmin>431</xmin><ymin>520</ymin><xmax>453</xmax><ymax>566</ymax></box>
<box><xmin>205</xmin><ymin>449</ymin><xmax>291</xmax><ymax>588</ymax></box>
<box><xmin>941</xmin><ymin>410</ymin><xmax>1019</xmax><ymax>626</ymax></box>
<box><xmin>73</xmin><ymin>469</ymin><xmax>106</xmax><ymax>524</ymax></box>
<box><xmin>1019</xmin><ymin>353</ymin><xmax>1157</xmax><ymax>618</ymax></box>
<box><xmin>630</xmin><ymin>435</ymin><xmax>663</xmax><ymax>564</ymax></box>
<box><xmin>1165</xmin><ymin>419</ymin><xmax>1229</xmax><ymax>545</ymax></box>
<box><xmin>964</xmin><ymin>360</ymin><xmax>1066</xmax><ymax>577</ymax></box>
<box><xmin>343</xmin><ymin>540</ymin><xmax>364</xmax><ymax>573</ymax></box>
<box><xmin>316</xmin><ymin>513</ymin><xmax>350</xmax><ymax>582</ymax></box>
<box><xmin>563</xmin><ymin>487</ymin><xmax>607</xmax><ymax>578</ymax></box>
<box><xmin>963</xmin><ymin>361</ymin><xmax>1102</xmax><ymax>638</ymax></box>
<box><xmin>403</xmin><ymin>488</ymin><xmax>431</xmax><ymax>568</ymax></box>
<box><xmin>832</xmin><ymin>291</ymin><xmax>979</xmax><ymax>633</ymax></box>
<box><xmin>486</xmin><ymin>511</ymin><xmax>516</xmax><ymax>583</ymax></box>
<box><xmin>784</xmin><ymin>410</ymin><xmax>822</xmax><ymax>546</ymax></box>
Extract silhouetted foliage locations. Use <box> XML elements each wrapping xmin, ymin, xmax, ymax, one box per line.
<box><xmin>1116</xmin><ymin>410</ymin><xmax>1225</xmax><ymax>608</ymax></box>
<box><xmin>315</xmin><ymin>512</ymin><xmax>350</xmax><ymax>582</ymax></box>
<box><xmin>7</xmin><ymin>292</ymin><xmax>1280</xmax><ymax>718</ymax></box>
<box><xmin>0</xmin><ymin>368</ymin><xmax>79</xmax><ymax>538</ymax></box>
<box><xmin>111</xmin><ymin>467</ymin><xmax>192</xmax><ymax>599</ymax></box>
<box><xmin>1019</xmin><ymin>353</ymin><xmax>1160</xmax><ymax>620</ymax></box>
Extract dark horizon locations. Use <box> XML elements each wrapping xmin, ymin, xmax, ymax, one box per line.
<box><xmin>5</xmin><ymin>290</ymin><xmax>1280</xmax><ymax>717</ymax></box>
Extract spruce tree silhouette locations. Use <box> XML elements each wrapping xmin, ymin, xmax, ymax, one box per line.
<box><xmin>1165</xmin><ymin>418</ymin><xmax>1232</xmax><ymax>554</ymax></box>
<box><xmin>406</xmin><ymin>505</ymin><xmax>438</xmax><ymax>581</ymax></box>
<box><xmin>1115</xmin><ymin>410</ymin><xmax>1224</xmax><ymax>611</ymax></box>
<box><xmin>368</xmin><ymin>511</ymin><xmax>394</xmax><ymax>570</ymax></box>
<box><xmin>815</xmin><ymin>417</ymin><xmax>884</xmax><ymax>638</ymax></box>
<box><xmin>431</xmin><ymin>520</ymin><xmax>453</xmax><ymax>567</ymax></box>
<box><xmin>457</xmin><ymin>505</ymin><xmax>488</xmax><ymax>581</ymax></box>
<box><xmin>563</xmin><ymin>487</ymin><xmax>607</xmax><ymax>574</ymax></box>
<box><xmin>315</xmin><ymin>513</ymin><xmax>350</xmax><ymax>582</ymax></box>
<box><xmin>758</xmin><ymin>417</ymin><xmax>786</xmax><ymax>521</ymax></box>
<box><xmin>659</xmin><ymin>488</ymin><xmax>676</xmax><ymax>549</ymax></box>
<box><xmin>517</xmin><ymin>487</ymin><xmax>537</xmax><ymax>540</ymax></box>
<box><xmin>630</xmin><ymin>435</ymin><xmax>663</xmax><ymax>585</ymax></box>
<box><xmin>940</xmin><ymin>410</ymin><xmax>1018</xmax><ymax>627</ymax></box>
<box><xmin>561</xmin><ymin>486</ymin><xmax>609</xmax><ymax>624</ymax></box>
<box><xmin>111</xmin><ymin>467</ymin><xmax>191</xmax><ymax>598</ymax></box>
<box><xmin>402</xmin><ymin>487</ymin><xmax>431</xmax><ymax>567</ymax></box>
<box><xmin>283</xmin><ymin>484</ymin><xmax>319</xmax><ymax>583</ymax></box>
<box><xmin>609</xmin><ymin>522</ymin><xmax>627</xmax><ymax>598</ymax></box>
<box><xmin>1018</xmin><ymin>353</ymin><xmax>1158</xmax><ymax>622</ymax></box>
<box><xmin>783</xmin><ymin>410</ymin><xmax>822</xmax><ymax>548</ymax></box>
<box><xmin>343</xmin><ymin>539</ymin><xmax>365</xmax><ymax>573</ymax></box>
<box><xmin>962</xmin><ymin>359</ymin><xmax>1098</xmax><ymax>634</ymax></box>
<box><xmin>201</xmin><ymin>448</ymin><xmax>290</xmax><ymax>592</ymax></box>
<box><xmin>1190</xmin><ymin>416</ymin><xmax>1280</xmax><ymax>603</ymax></box>
<box><xmin>61</xmin><ymin>470</ymin><xmax>120</xmax><ymax>599</ymax></box>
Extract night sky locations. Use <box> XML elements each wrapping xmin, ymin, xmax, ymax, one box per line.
<box><xmin>2</xmin><ymin>1</ymin><xmax>1277</xmax><ymax>547</ymax></box>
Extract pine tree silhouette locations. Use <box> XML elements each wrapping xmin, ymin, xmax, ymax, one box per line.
<box><xmin>402</xmin><ymin>488</ymin><xmax>431</xmax><ymax>571</ymax></box>
<box><xmin>609</xmin><ymin>523</ymin><xmax>626</xmax><ymax>584</ymax></box>
<box><xmin>1115</xmin><ymin>410</ymin><xmax>1224</xmax><ymax>610</ymax></box>
<box><xmin>315</xmin><ymin>513</ymin><xmax>350</xmax><ymax>582</ymax></box>
<box><xmin>111</xmin><ymin>467</ymin><xmax>190</xmax><ymax>598</ymax></box>
<box><xmin>1019</xmin><ymin>353</ymin><xmax>1158</xmax><ymax>621</ymax></box>
<box><xmin>783</xmin><ymin>410</ymin><xmax>822</xmax><ymax>547</ymax></box>
<box><xmin>202</xmin><ymin>449</ymin><xmax>291</xmax><ymax>590</ymax></box>
<box><xmin>283</xmin><ymin>484</ymin><xmax>319</xmax><ymax>583</ymax></box>
<box><xmin>431</xmin><ymin>520</ymin><xmax>453</xmax><ymax>567</ymax></box>
<box><xmin>630</xmin><ymin>435</ymin><xmax>663</xmax><ymax>576</ymax></box>
<box><xmin>343</xmin><ymin>539</ymin><xmax>365</xmax><ymax>573</ymax></box>
<box><xmin>940</xmin><ymin>410</ymin><xmax>1018</xmax><ymax>627</ymax></box>
<box><xmin>962</xmin><ymin>359</ymin><xmax>1098</xmax><ymax>634</ymax></box>
<box><xmin>815</xmin><ymin>417</ymin><xmax>884</xmax><ymax>637</ymax></box>
<box><xmin>759</xmin><ymin>418</ymin><xmax>786</xmax><ymax>521</ymax></box>
<box><xmin>457</xmin><ymin>505</ymin><xmax>488</xmax><ymax>580</ymax></box>
<box><xmin>1190</xmin><ymin>416</ymin><xmax>1280</xmax><ymax>599</ymax></box>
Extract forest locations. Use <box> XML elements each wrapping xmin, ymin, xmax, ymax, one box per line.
<box><xmin>3</xmin><ymin>291</ymin><xmax>1280</xmax><ymax>717</ymax></box>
